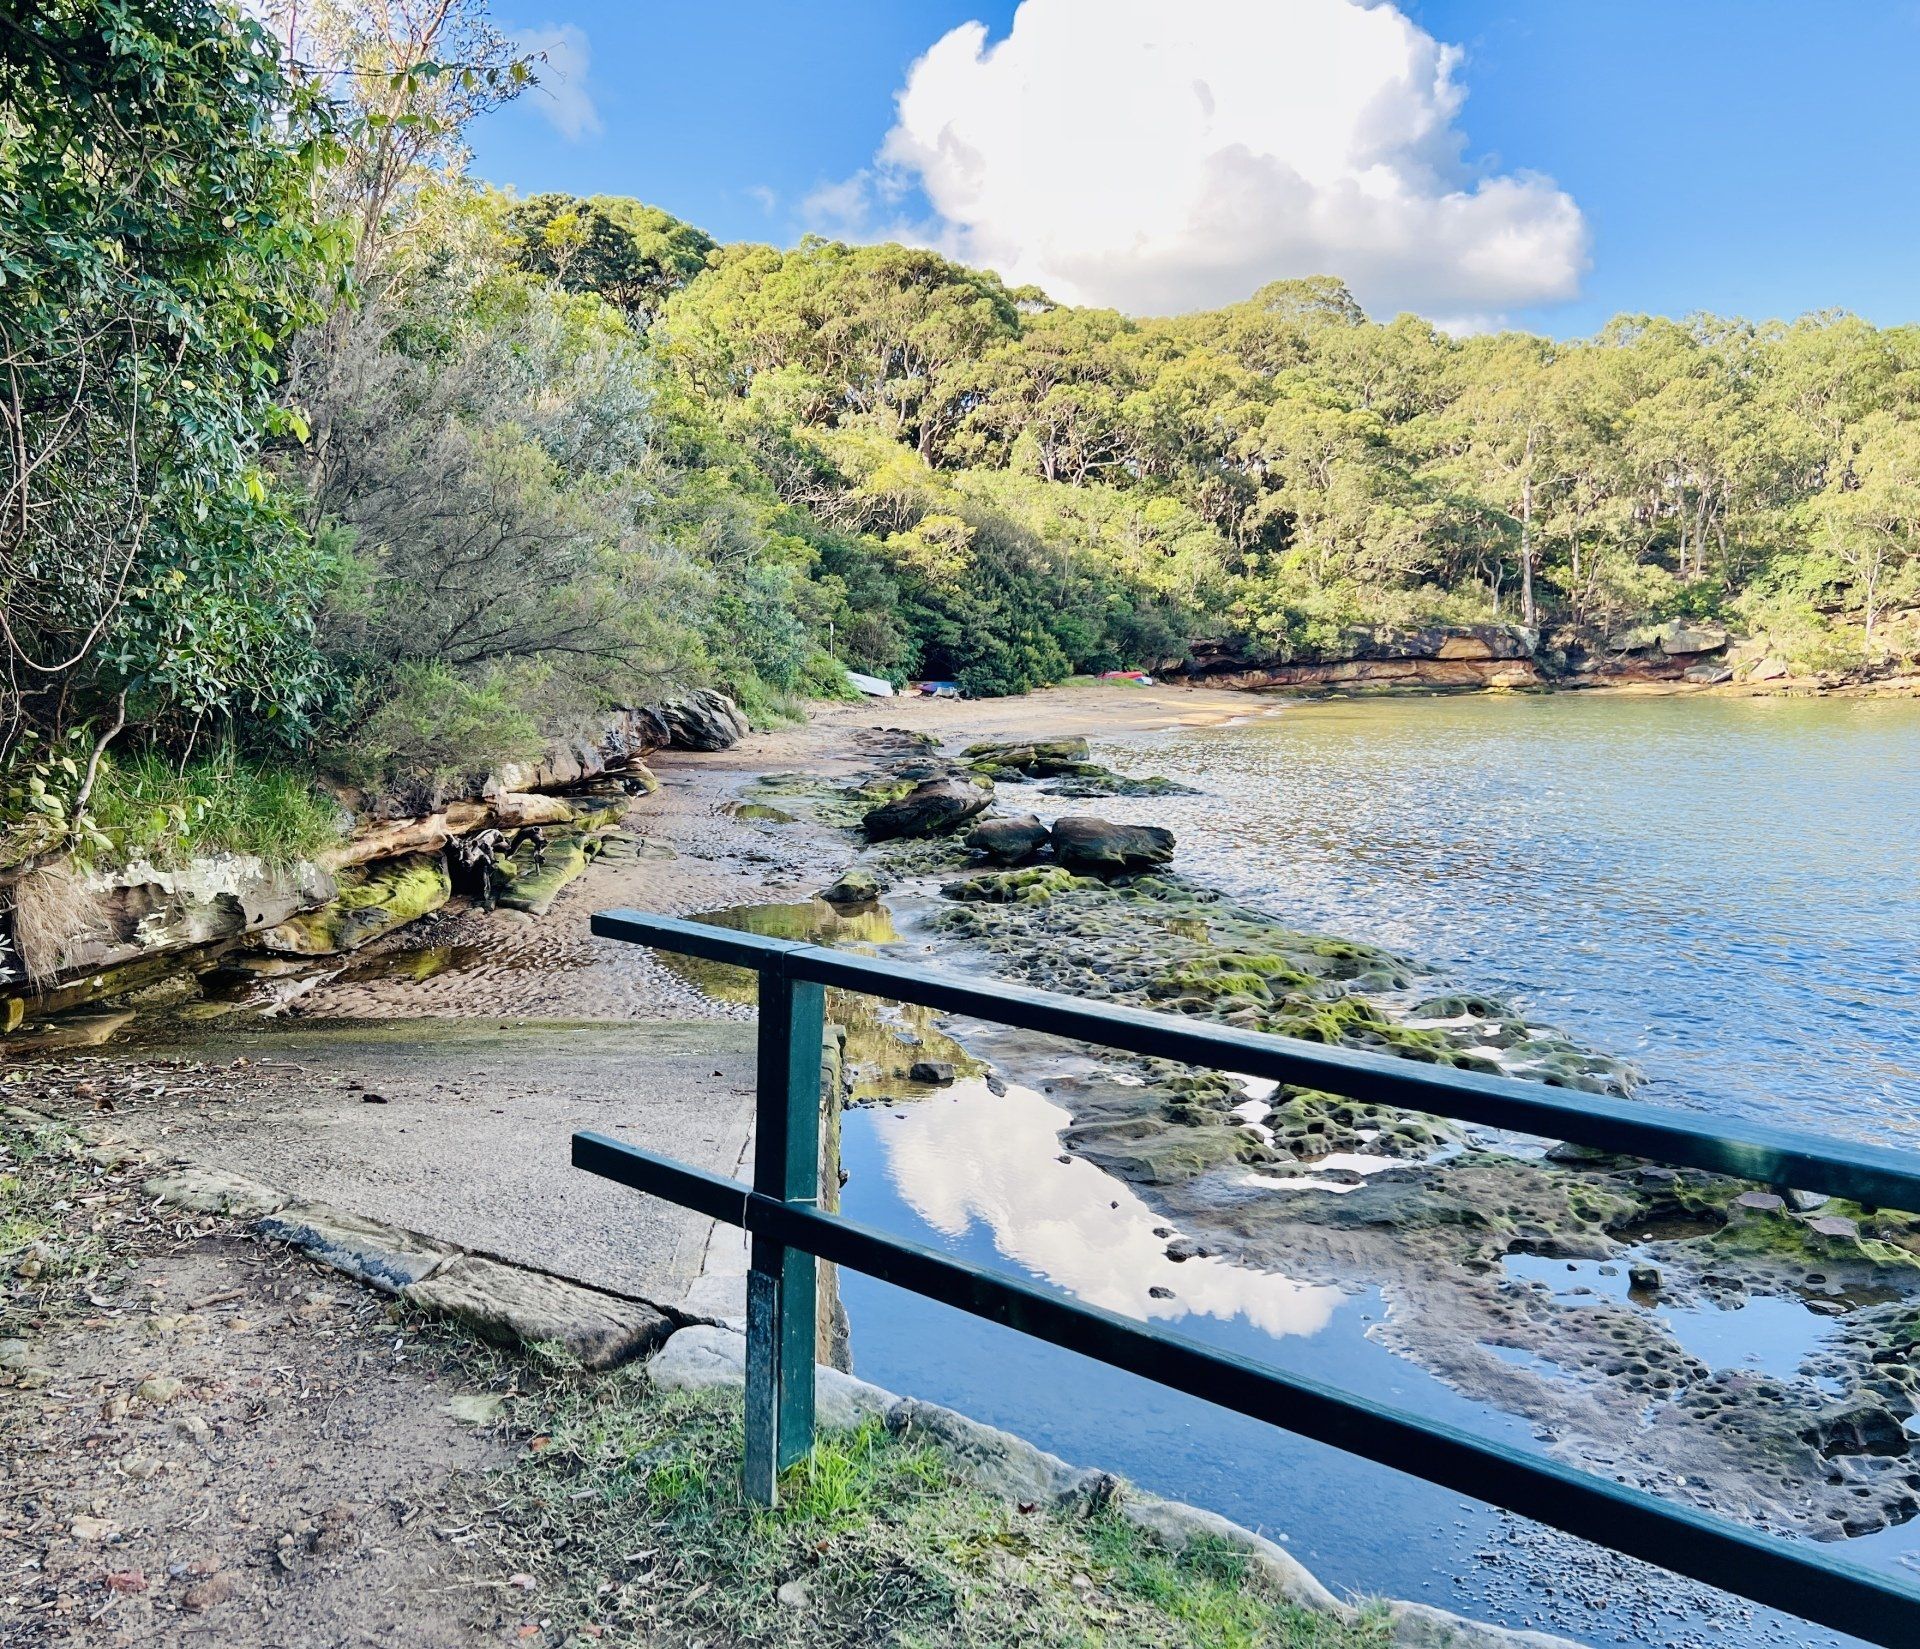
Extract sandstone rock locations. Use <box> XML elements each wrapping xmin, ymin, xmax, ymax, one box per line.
<box><xmin>887</xmin><ymin>1397</ymin><xmax>1110</xmax><ymax>1507</ymax></box>
<box><xmin>253</xmin><ymin>854</ymin><xmax>449</xmax><ymax>956</ymax></box>
<box><xmin>321</xmin><ymin>804</ymin><xmax>489</xmax><ymax>872</ymax></box>
<box><xmin>495</xmin><ymin>835</ymin><xmax>589</xmax><ymax>917</ymax></box>
<box><xmin>966</xmin><ymin>813</ymin><xmax>1051</xmax><ymax>864</ymax></box>
<box><xmin>1658</xmin><ymin>622</ymin><xmax>1730</xmax><ymax>656</ymax></box>
<box><xmin>490</xmin><ymin>792</ymin><xmax>576</xmax><ymax>828</ymax></box>
<box><xmin>403</xmin><ymin>1256</ymin><xmax>671</xmax><ymax>1370</ymax></box>
<box><xmin>1749</xmin><ymin>657</ymin><xmax>1790</xmax><ymax>682</ymax></box>
<box><xmin>1381</xmin><ymin>1600</ymin><xmax>1582</xmax><ymax>1647</ymax></box>
<box><xmin>820</xmin><ymin>867</ymin><xmax>881</xmax><ymax>905</ymax></box>
<box><xmin>253</xmin><ymin>1204</ymin><xmax>458</xmax><ymax>1293</ymax></box>
<box><xmin>145</xmin><ymin>1168</ymin><xmax>286</xmax><ymax>1219</ymax></box>
<box><xmin>654</xmin><ymin>689</ymin><xmax>751</xmax><ymax>752</ymax></box>
<box><xmin>1049</xmin><ymin>816</ymin><xmax>1175</xmax><ymax>875</ymax></box>
<box><xmin>861</xmin><ymin>777</ymin><xmax>992</xmax><ymax>840</ymax></box>
<box><xmin>1684</xmin><ymin>663</ymin><xmax>1735</xmax><ymax>684</ymax></box>
<box><xmin>909</xmin><ymin>1060</ymin><xmax>955</xmax><ymax>1085</ymax></box>
<box><xmin>23</xmin><ymin>854</ymin><xmax>337</xmax><ymax>984</ymax></box>
<box><xmin>962</xmin><ymin>737</ymin><xmax>1091</xmax><ymax>776</ymax></box>
<box><xmin>1628</xmin><ymin>1263</ymin><xmax>1661</xmax><ymax>1293</ymax></box>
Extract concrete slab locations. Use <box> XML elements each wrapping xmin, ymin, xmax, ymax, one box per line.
<box><xmin>101</xmin><ymin>1018</ymin><xmax>757</xmax><ymax>1309</ymax></box>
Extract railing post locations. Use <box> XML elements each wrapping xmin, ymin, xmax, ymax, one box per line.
<box><xmin>743</xmin><ymin>968</ymin><xmax>825</xmax><ymax>1505</ymax></box>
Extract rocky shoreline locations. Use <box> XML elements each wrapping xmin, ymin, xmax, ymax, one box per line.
<box><xmin>5</xmin><ymin>683</ymin><xmax>1916</xmax><ymax>1647</ymax></box>
<box><xmin>736</xmin><ymin>719</ymin><xmax>1920</xmax><ymax>1589</ymax></box>
<box><xmin>1179</xmin><ymin>620</ymin><xmax>1920</xmax><ymax>699</ymax></box>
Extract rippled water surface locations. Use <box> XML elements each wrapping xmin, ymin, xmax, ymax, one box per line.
<box><xmin>1103</xmin><ymin>693</ymin><xmax>1920</xmax><ymax>1142</ymax></box>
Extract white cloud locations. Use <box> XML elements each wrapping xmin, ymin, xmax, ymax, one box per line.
<box><xmin>519</xmin><ymin>23</ymin><xmax>601</xmax><ymax>142</ymax></box>
<box><xmin>841</xmin><ymin>0</ymin><xmax>1587</xmax><ymax>320</ymax></box>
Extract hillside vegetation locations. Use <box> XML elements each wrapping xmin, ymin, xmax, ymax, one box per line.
<box><xmin>3</xmin><ymin>0</ymin><xmax>1917</xmax><ymax>877</ymax></box>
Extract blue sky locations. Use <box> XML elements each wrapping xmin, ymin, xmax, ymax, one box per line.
<box><xmin>469</xmin><ymin>1</ymin><xmax>1920</xmax><ymax>337</ymax></box>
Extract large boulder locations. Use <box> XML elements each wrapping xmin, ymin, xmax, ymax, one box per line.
<box><xmin>1658</xmin><ymin>621</ymin><xmax>1730</xmax><ymax>657</ymax></box>
<box><xmin>653</xmin><ymin>689</ymin><xmax>751</xmax><ymax>752</ymax></box>
<box><xmin>966</xmin><ymin>813</ymin><xmax>1051</xmax><ymax>865</ymax></box>
<box><xmin>1050</xmin><ymin>816</ymin><xmax>1175</xmax><ymax>875</ymax></box>
<box><xmin>861</xmin><ymin>777</ymin><xmax>992</xmax><ymax>841</ymax></box>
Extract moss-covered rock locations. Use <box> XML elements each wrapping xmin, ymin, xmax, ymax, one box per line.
<box><xmin>253</xmin><ymin>853</ymin><xmax>450</xmax><ymax>956</ymax></box>
<box><xmin>861</xmin><ymin>777</ymin><xmax>993</xmax><ymax>841</ymax></box>
<box><xmin>496</xmin><ymin>835</ymin><xmax>589</xmax><ymax>916</ymax></box>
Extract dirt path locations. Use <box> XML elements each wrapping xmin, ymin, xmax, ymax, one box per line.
<box><xmin>0</xmin><ymin>1120</ymin><xmax>519</xmax><ymax>1648</ymax></box>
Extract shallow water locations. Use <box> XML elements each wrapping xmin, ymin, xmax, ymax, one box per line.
<box><xmin>836</xmin><ymin>692</ymin><xmax>1920</xmax><ymax>1649</ymax></box>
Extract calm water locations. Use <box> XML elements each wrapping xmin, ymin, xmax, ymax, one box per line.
<box><xmin>1109</xmin><ymin>693</ymin><xmax>1920</xmax><ymax>1142</ymax></box>
<box><xmin>837</xmin><ymin>693</ymin><xmax>1920</xmax><ymax>1649</ymax></box>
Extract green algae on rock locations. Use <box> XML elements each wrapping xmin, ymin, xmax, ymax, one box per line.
<box><xmin>253</xmin><ymin>853</ymin><xmax>451</xmax><ymax>956</ymax></box>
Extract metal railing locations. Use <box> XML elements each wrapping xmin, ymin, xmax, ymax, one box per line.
<box><xmin>574</xmin><ymin>909</ymin><xmax>1920</xmax><ymax>1646</ymax></box>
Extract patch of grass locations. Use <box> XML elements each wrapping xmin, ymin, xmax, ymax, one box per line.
<box><xmin>0</xmin><ymin>1112</ymin><xmax>113</xmax><ymax>1324</ymax></box>
<box><xmin>470</xmin><ymin>1361</ymin><xmax>1391</xmax><ymax>1648</ymax></box>
<box><xmin>89</xmin><ymin>742</ymin><xmax>344</xmax><ymax>866</ymax></box>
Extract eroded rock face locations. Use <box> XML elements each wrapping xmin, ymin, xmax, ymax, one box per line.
<box><xmin>1049</xmin><ymin>816</ymin><xmax>1175</xmax><ymax>875</ymax></box>
<box><xmin>23</xmin><ymin>855</ymin><xmax>339</xmax><ymax>983</ymax></box>
<box><xmin>861</xmin><ymin>777</ymin><xmax>992</xmax><ymax>841</ymax></box>
<box><xmin>653</xmin><ymin>688</ymin><xmax>751</xmax><ymax>752</ymax></box>
<box><xmin>966</xmin><ymin>813</ymin><xmax>1051</xmax><ymax>865</ymax></box>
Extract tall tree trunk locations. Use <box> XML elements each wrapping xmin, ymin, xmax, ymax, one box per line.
<box><xmin>1517</xmin><ymin>427</ymin><xmax>1537</xmax><ymax>630</ymax></box>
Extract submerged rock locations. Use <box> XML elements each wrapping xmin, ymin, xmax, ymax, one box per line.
<box><xmin>861</xmin><ymin>777</ymin><xmax>992</xmax><ymax>840</ymax></box>
<box><xmin>1049</xmin><ymin>816</ymin><xmax>1175</xmax><ymax>875</ymax></box>
<box><xmin>966</xmin><ymin>813</ymin><xmax>1051</xmax><ymax>864</ymax></box>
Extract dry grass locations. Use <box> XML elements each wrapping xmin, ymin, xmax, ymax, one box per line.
<box><xmin>7</xmin><ymin>862</ymin><xmax>109</xmax><ymax>984</ymax></box>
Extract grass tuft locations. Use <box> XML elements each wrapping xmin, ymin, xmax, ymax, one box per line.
<box><xmin>467</xmin><ymin>1357</ymin><xmax>1393</xmax><ymax>1648</ymax></box>
<box><xmin>88</xmin><ymin>742</ymin><xmax>345</xmax><ymax>866</ymax></box>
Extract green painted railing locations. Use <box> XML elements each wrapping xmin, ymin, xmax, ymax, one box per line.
<box><xmin>574</xmin><ymin>909</ymin><xmax>1920</xmax><ymax>1646</ymax></box>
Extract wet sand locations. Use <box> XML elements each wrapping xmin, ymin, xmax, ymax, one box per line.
<box><xmin>268</xmin><ymin>682</ymin><xmax>1267</xmax><ymax>1023</ymax></box>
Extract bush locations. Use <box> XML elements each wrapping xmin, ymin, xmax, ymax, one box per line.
<box><xmin>327</xmin><ymin>662</ymin><xmax>549</xmax><ymax>797</ymax></box>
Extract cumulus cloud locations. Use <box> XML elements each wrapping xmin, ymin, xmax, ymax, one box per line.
<box><xmin>841</xmin><ymin>0</ymin><xmax>1587</xmax><ymax>321</ymax></box>
<box><xmin>519</xmin><ymin>23</ymin><xmax>601</xmax><ymax>142</ymax></box>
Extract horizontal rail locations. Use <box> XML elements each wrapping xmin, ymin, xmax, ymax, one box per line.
<box><xmin>594</xmin><ymin>909</ymin><xmax>1920</xmax><ymax>1215</ymax></box>
<box><xmin>575</xmin><ymin>1130</ymin><xmax>1920</xmax><ymax>1645</ymax></box>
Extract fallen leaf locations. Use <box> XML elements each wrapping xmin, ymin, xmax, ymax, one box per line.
<box><xmin>105</xmin><ymin>1570</ymin><xmax>147</xmax><ymax>1594</ymax></box>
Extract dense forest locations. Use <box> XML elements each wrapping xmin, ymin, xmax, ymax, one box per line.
<box><xmin>3</xmin><ymin>0</ymin><xmax>1918</xmax><ymax>875</ymax></box>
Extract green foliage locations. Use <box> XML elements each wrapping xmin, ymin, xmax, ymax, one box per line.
<box><xmin>325</xmin><ymin>661</ymin><xmax>548</xmax><ymax>795</ymax></box>
<box><xmin>87</xmin><ymin>743</ymin><xmax>344</xmax><ymax>866</ymax></box>
<box><xmin>505</xmin><ymin>191</ymin><xmax>716</xmax><ymax>316</ymax></box>
<box><xmin>0</xmin><ymin>0</ymin><xmax>346</xmax><ymax>752</ymax></box>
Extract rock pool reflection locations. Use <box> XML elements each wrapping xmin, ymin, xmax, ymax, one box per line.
<box><xmin>871</xmin><ymin>1077</ymin><xmax>1343</xmax><ymax>1335</ymax></box>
